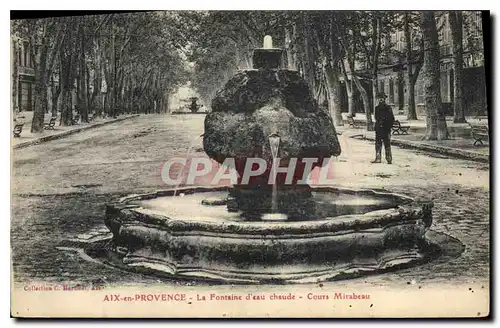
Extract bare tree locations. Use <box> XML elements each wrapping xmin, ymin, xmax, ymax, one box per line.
<box><xmin>312</xmin><ymin>13</ymin><xmax>344</xmax><ymax>126</ymax></box>
<box><xmin>421</xmin><ymin>11</ymin><xmax>449</xmax><ymax>140</ymax></box>
<box><xmin>59</xmin><ymin>17</ymin><xmax>79</xmax><ymax>126</ymax></box>
<box><xmin>449</xmin><ymin>11</ymin><xmax>466</xmax><ymax>123</ymax></box>
<box><xmin>24</xmin><ymin>19</ymin><xmax>57</xmax><ymax>132</ymax></box>
<box><xmin>301</xmin><ymin>13</ymin><xmax>316</xmax><ymax>93</ymax></box>
<box><xmin>368</xmin><ymin>14</ymin><xmax>382</xmax><ymax>131</ymax></box>
<box><xmin>11</xmin><ymin>36</ymin><xmax>19</xmax><ymax>115</ymax></box>
<box><xmin>338</xmin><ymin>14</ymin><xmax>373</xmax><ymax>131</ymax></box>
<box><xmin>404</xmin><ymin>12</ymin><xmax>424</xmax><ymax>120</ymax></box>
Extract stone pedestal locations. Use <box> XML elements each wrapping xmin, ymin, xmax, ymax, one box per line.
<box><xmin>104</xmin><ymin>187</ymin><xmax>435</xmax><ymax>284</ymax></box>
<box><xmin>252</xmin><ymin>48</ymin><xmax>283</xmax><ymax>70</ymax></box>
<box><xmin>227</xmin><ymin>185</ymin><xmax>315</xmax><ymax>219</ymax></box>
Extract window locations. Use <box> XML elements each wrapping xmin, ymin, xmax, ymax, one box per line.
<box><xmin>444</xmin><ymin>14</ymin><xmax>451</xmax><ymax>44</ymax></box>
<box><xmin>17</xmin><ymin>42</ymin><xmax>22</xmax><ymax>65</ymax></box>
<box><xmin>470</xmin><ymin>11</ymin><xmax>482</xmax><ymax>37</ymax></box>
<box><xmin>20</xmin><ymin>82</ymin><xmax>32</xmax><ymax>111</ymax></box>
<box><xmin>394</xmin><ymin>77</ymin><xmax>399</xmax><ymax>102</ymax></box>
<box><xmin>463</xmin><ymin>12</ymin><xmax>482</xmax><ymax>51</ymax></box>
<box><xmin>449</xmin><ymin>69</ymin><xmax>454</xmax><ymax>102</ymax></box>
<box><xmin>389</xmin><ymin>78</ymin><xmax>394</xmax><ymax>103</ymax></box>
<box><xmin>470</xmin><ymin>11</ymin><xmax>483</xmax><ymax>37</ymax></box>
<box><xmin>396</xmin><ymin>31</ymin><xmax>405</xmax><ymax>52</ymax></box>
<box><xmin>23</xmin><ymin>41</ymin><xmax>28</xmax><ymax>67</ymax></box>
<box><xmin>385</xmin><ymin>78</ymin><xmax>390</xmax><ymax>99</ymax></box>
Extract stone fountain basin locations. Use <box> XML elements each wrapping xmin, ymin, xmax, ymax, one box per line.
<box><xmin>104</xmin><ymin>187</ymin><xmax>434</xmax><ymax>284</ymax></box>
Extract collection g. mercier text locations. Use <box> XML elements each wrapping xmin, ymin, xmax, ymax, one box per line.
<box><xmin>22</xmin><ymin>285</ymin><xmax>371</xmax><ymax>302</ymax></box>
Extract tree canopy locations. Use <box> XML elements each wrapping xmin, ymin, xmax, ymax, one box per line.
<box><xmin>11</xmin><ymin>10</ymin><xmax>484</xmax><ymax>139</ymax></box>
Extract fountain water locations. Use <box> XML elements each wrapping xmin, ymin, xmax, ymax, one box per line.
<box><xmin>92</xmin><ymin>35</ymin><xmax>461</xmax><ymax>284</ymax></box>
<box><xmin>264</xmin><ymin>133</ymin><xmax>286</xmax><ymax>221</ymax></box>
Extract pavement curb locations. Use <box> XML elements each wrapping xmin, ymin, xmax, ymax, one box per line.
<box><xmin>346</xmin><ymin>132</ymin><xmax>489</xmax><ymax>163</ymax></box>
<box><xmin>13</xmin><ymin>115</ymin><xmax>140</xmax><ymax>150</ymax></box>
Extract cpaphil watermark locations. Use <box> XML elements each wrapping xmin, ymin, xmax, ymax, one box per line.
<box><xmin>160</xmin><ymin>156</ymin><xmax>338</xmax><ymax>186</ymax></box>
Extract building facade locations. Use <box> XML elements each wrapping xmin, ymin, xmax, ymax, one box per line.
<box><xmin>343</xmin><ymin>11</ymin><xmax>487</xmax><ymax>117</ymax></box>
<box><xmin>11</xmin><ymin>36</ymin><xmax>36</xmax><ymax>113</ymax></box>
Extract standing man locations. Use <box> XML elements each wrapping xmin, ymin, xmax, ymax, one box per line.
<box><xmin>371</xmin><ymin>92</ymin><xmax>395</xmax><ymax>164</ymax></box>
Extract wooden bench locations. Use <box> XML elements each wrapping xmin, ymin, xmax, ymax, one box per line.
<box><xmin>469</xmin><ymin>123</ymin><xmax>489</xmax><ymax>146</ymax></box>
<box><xmin>391</xmin><ymin>120</ymin><xmax>410</xmax><ymax>135</ymax></box>
<box><xmin>44</xmin><ymin>117</ymin><xmax>57</xmax><ymax>130</ymax></box>
<box><xmin>345</xmin><ymin>116</ymin><xmax>363</xmax><ymax>129</ymax></box>
<box><xmin>72</xmin><ymin>114</ymin><xmax>81</xmax><ymax>125</ymax></box>
<box><xmin>13</xmin><ymin>123</ymin><xmax>24</xmax><ymax>138</ymax></box>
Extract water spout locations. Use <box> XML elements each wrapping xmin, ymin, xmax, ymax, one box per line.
<box><xmin>268</xmin><ymin>133</ymin><xmax>281</xmax><ymax>215</ymax></box>
<box><xmin>269</xmin><ymin>133</ymin><xmax>280</xmax><ymax>159</ymax></box>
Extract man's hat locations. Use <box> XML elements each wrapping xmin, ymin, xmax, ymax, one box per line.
<box><xmin>376</xmin><ymin>92</ymin><xmax>387</xmax><ymax>99</ymax></box>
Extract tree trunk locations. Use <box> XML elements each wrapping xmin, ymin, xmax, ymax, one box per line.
<box><xmin>407</xmin><ymin>80</ymin><xmax>417</xmax><ymax>119</ymax></box>
<box><xmin>324</xmin><ymin>62</ymin><xmax>343</xmax><ymax>126</ymax></box>
<box><xmin>93</xmin><ymin>69</ymin><xmax>101</xmax><ymax>116</ymax></box>
<box><xmin>76</xmin><ymin>68</ymin><xmax>82</xmax><ymax>113</ymax></box>
<box><xmin>44</xmin><ymin>27</ymin><xmax>63</xmax><ymax>116</ymax></box>
<box><xmin>29</xmin><ymin>20</ymin><xmax>51</xmax><ymax>133</ymax></box>
<box><xmin>60</xmin><ymin>53</ymin><xmax>73</xmax><ymax>127</ymax></box>
<box><xmin>368</xmin><ymin>15</ymin><xmax>381</xmax><ymax>131</ymax></box>
<box><xmin>397</xmin><ymin>70</ymin><xmax>405</xmax><ymax>112</ymax></box>
<box><xmin>421</xmin><ymin>11</ymin><xmax>449</xmax><ymax>140</ymax></box>
<box><xmin>44</xmin><ymin>85</ymin><xmax>51</xmax><ymax>114</ymax></box>
<box><xmin>405</xmin><ymin>12</ymin><xmax>424</xmax><ymax>120</ymax></box>
<box><xmin>111</xmin><ymin>30</ymin><xmax>117</xmax><ymax>118</ymax></box>
<box><xmin>50</xmin><ymin>74</ymin><xmax>60</xmax><ymax>117</ymax></box>
<box><xmin>352</xmin><ymin>75</ymin><xmax>372</xmax><ymax>126</ymax></box>
<box><xmin>347</xmin><ymin>88</ymin><xmax>355</xmax><ymax>117</ymax></box>
<box><xmin>95</xmin><ymin>38</ymin><xmax>104</xmax><ymax>117</ymax></box>
<box><xmin>340</xmin><ymin>59</ymin><xmax>355</xmax><ymax>117</ymax></box>
<box><xmin>284</xmin><ymin>26</ymin><xmax>297</xmax><ymax>70</ymax></box>
<box><xmin>103</xmin><ymin>93</ymin><xmax>109</xmax><ymax>117</ymax></box>
<box><xmin>60</xmin><ymin>88</ymin><xmax>72</xmax><ymax>126</ymax></box>
<box><xmin>116</xmin><ymin>68</ymin><xmax>126</xmax><ymax>115</ymax></box>
<box><xmin>450</xmin><ymin>11</ymin><xmax>466</xmax><ymax>123</ymax></box>
<box><xmin>165</xmin><ymin>94</ymin><xmax>170</xmax><ymax>114</ymax></box>
<box><xmin>370</xmin><ymin>78</ymin><xmax>378</xmax><ymax>129</ymax></box>
<box><xmin>405</xmin><ymin>13</ymin><xmax>416</xmax><ymax>120</ymax></box>
<box><xmin>301</xmin><ymin>14</ymin><xmax>316</xmax><ymax>92</ymax></box>
<box><xmin>126</xmin><ymin>78</ymin><xmax>133</xmax><ymax>114</ymax></box>
<box><xmin>12</xmin><ymin>38</ymin><xmax>18</xmax><ymax>115</ymax></box>
<box><xmin>31</xmin><ymin>41</ymin><xmax>50</xmax><ymax>133</ymax></box>
<box><xmin>60</xmin><ymin>86</ymin><xmax>73</xmax><ymax>126</ymax></box>
<box><xmin>59</xmin><ymin>36</ymin><xmax>75</xmax><ymax>126</ymax></box>
<box><xmin>51</xmin><ymin>89</ymin><xmax>60</xmax><ymax>117</ymax></box>
<box><xmin>101</xmin><ymin>30</ymin><xmax>113</xmax><ymax>117</ymax></box>
<box><xmin>79</xmin><ymin>23</ymin><xmax>89</xmax><ymax>123</ymax></box>
<box><xmin>86</xmin><ymin>61</ymin><xmax>91</xmax><ymax>115</ymax></box>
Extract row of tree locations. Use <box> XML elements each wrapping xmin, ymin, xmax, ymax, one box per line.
<box><xmin>12</xmin><ymin>12</ymin><xmax>190</xmax><ymax>133</ymax></box>
<box><xmin>11</xmin><ymin>11</ymin><xmax>483</xmax><ymax>140</ymax></box>
<box><xmin>182</xmin><ymin>11</ymin><xmax>483</xmax><ymax>140</ymax></box>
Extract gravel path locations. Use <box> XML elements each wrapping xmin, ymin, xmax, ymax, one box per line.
<box><xmin>11</xmin><ymin>114</ymin><xmax>490</xmax><ymax>289</ymax></box>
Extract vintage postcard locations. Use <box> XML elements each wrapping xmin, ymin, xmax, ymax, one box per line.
<box><xmin>10</xmin><ymin>10</ymin><xmax>490</xmax><ymax>318</ymax></box>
